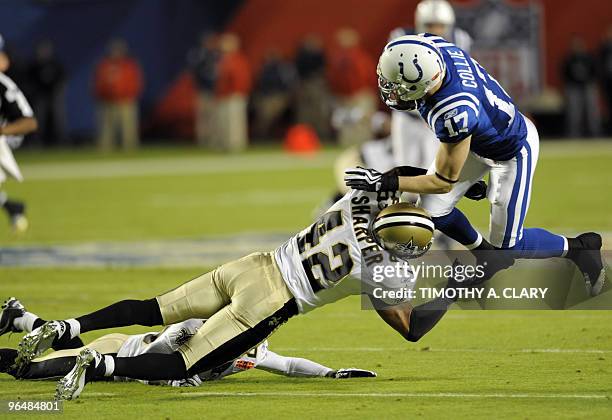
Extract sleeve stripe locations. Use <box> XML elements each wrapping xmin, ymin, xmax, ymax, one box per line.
<box><xmin>0</xmin><ymin>73</ymin><xmax>33</xmax><ymax>117</ymax></box>
<box><xmin>430</xmin><ymin>100</ymin><xmax>479</xmax><ymax>129</ymax></box>
<box><xmin>426</xmin><ymin>92</ymin><xmax>480</xmax><ymax>126</ymax></box>
<box><xmin>13</xmin><ymin>90</ymin><xmax>33</xmax><ymax>117</ymax></box>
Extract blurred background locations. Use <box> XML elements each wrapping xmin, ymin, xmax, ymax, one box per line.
<box><xmin>0</xmin><ymin>0</ymin><xmax>611</xmax><ymax>150</ymax></box>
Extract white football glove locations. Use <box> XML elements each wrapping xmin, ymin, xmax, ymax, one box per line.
<box><xmin>5</xmin><ymin>135</ymin><xmax>24</xmax><ymax>149</ymax></box>
<box><xmin>170</xmin><ymin>375</ymin><xmax>202</xmax><ymax>387</ymax></box>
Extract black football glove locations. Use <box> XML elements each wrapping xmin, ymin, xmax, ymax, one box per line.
<box><xmin>344</xmin><ymin>166</ymin><xmax>399</xmax><ymax>192</ymax></box>
<box><xmin>464</xmin><ymin>180</ymin><xmax>487</xmax><ymax>201</ymax></box>
<box><xmin>331</xmin><ymin>368</ymin><xmax>377</xmax><ymax>379</ymax></box>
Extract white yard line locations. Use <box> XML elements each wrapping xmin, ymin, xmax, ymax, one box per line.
<box><xmin>180</xmin><ymin>391</ymin><xmax>609</xmax><ymax>400</ymax></box>
<box><xmin>273</xmin><ymin>347</ymin><xmax>612</xmax><ymax>354</ymax></box>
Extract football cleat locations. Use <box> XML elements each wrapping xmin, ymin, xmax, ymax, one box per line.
<box><xmin>568</xmin><ymin>233</ymin><xmax>606</xmax><ymax>297</ymax></box>
<box><xmin>4</xmin><ymin>201</ymin><xmax>28</xmax><ymax>234</ymax></box>
<box><xmin>14</xmin><ymin>321</ymin><xmax>68</xmax><ymax>374</ymax></box>
<box><xmin>0</xmin><ymin>349</ymin><xmax>18</xmax><ymax>374</ymax></box>
<box><xmin>332</xmin><ymin>368</ymin><xmax>377</xmax><ymax>379</ymax></box>
<box><xmin>55</xmin><ymin>348</ymin><xmax>103</xmax><ymax>400</ymax></box>
<box><xmin>0</xmin><ymin>297</ymin><xmax>26</xmax><ymax>336</ymax></box>
<box><xmin>10</xmin><ymin>213</ymin><xmax>29</xmax><ymax>234</ymax></box>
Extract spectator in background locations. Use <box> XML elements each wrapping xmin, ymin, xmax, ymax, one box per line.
<box><xmin>294</xmin><ymin>35</ymin><xmax>331</xmax><ymax>138</ymax></box>
<box><xmin>562</xmin><ymin>35</ymin><xmax>601</xmax><ymax>138</ymax></box>
<box><xmin>327</xmin><ymin>28</ymin><xmax>376</xmax><ymax>146</ymax></box>
<box><xmin>252</xmin><ymin>49</ymin><xmax>296</xmax><ymax>139</ymax></box>
<box><xmin>27</xmin><ymin>40</ymin><xmax>66</xmax><ymax>147</ymax></box>
<box><xmin>214</xmin><ymin>33</ymin><xmax>251</xmax><ymax>152</ymax></box>
<box><xmin>189</xmin><ymin>33</ymin><xmax>219</xmax><ymax>147</ymax></box>
<box><xmin>599</xmin><ymin>26</ymin><xmax>612</xmax><ymax>135</ymax></box>
<box><xmin>94</xmin><ymin>39</ymin><xmax>143</xmax><ymax>152</ymax></box>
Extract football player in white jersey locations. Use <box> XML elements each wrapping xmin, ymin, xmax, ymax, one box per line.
<box><xmin>13</xmin><ymin>190</ymin><xmax>461</xmax><ymax>400</ymax></box>
<box><xmin>0</xmin><ymin>34</ymin><xmax>38</xmax><ymax>233</ymax></box>
<box><xmin>0</xmin><ymin>300</ymin><xmax>375</xmax><ymax>384</ymax></box>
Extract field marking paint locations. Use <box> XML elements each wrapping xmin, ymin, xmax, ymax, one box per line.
<box><xmin>273</xmin><ymin>347</ymin><xmax>612</xmax><ymax>354</ymax></box>
<box><xmin>180</xmin><ymin>391</ymin><xmax>609</xmax><ymax>400</ymax></box>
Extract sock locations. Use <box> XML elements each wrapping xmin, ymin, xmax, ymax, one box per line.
<box><xmin>65</xmin><ymin>319</ymin><xmax>81</xmax><ymax>339</ymax></box>
<box><xmin>76</xmin><ymin>299</ymin><xmax>163</xmax><ymax>333</ymax></box>
<box><xmin>113</xmin><ymin>352</ymin><xmax>187</xmax><ymax>380</ymax></box>
<box><xmin>509</xmin><ymin>228</ymin><xmax>566</xmax><ymax>258</ymax></box>
<box><xmin>13</xmin><ymin>312</ymin><xmax>38</xmax><ymax>333</ymax></box>
<box><xmin>104</xmin><ymin>355</ymin><xmax>115</xmax><ymax>377</ymax></box>
<box><xmin>432</xmin><ymin>208</ymin><xmax>482</xmax><ymax>249</ymax></box>
<box><xmin>32</xmin><ymin>318</ymin><xmax>46</xmax><ymax>330</ymax></box>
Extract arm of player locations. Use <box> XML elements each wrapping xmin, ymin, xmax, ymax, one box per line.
<box><xmin>374</xmin><ymin>297</ymin><xmax>453</xmax><ymax>342</ymax></box>
<box><xmin>344</xmin><ymin>137</ymin><xmax>472</xmax><ymax>194</ymax></box>
<box><xmin>0</xmin><ymin>117</ymin><xmax>37</xmax><ymax>136</ymax></box>
<box><xmin>255</xmin><ymin>350</ymin><xmax>334</xmax><ymax>377</ymax></box>
<box><xmin>256</xmin><ymin>350</ymin><xmax>376</xmax><ymax>379</ymax></box>
<box><xmin>397</xmin><ymin>137</ymin><xmax>471</xmax><ymax>194</ymax></box>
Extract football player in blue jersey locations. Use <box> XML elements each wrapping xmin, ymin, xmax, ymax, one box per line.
<box><xmin>345</xmin><ymin>34</ymin><xmax>606</xmax><ymax>295</ymax></box>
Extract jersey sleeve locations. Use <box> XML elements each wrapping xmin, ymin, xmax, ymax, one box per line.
<box><xmin>0</xmin><ymin>77</ymin><xmax>34</xmax><ymax>121</ymax></box>
<box><xmin>429</xmin><ymin>100</ymin><xmax>479</xmax><ymax>144</ymax></box>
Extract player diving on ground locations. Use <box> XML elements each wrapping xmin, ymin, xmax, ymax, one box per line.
<box><xmin>0</xmin><ymin>299</ymin><xmax>375</xmax><ymax>384</ymax></box>
<box><xmin>345</xmin><ymin>33</ymin><xmax>607</xmax><ymax>294</ymax></box>
<box><xmin>11</xmin><ymin>189</ymin><xmax>477</xmax><ymax>400</ymax></box>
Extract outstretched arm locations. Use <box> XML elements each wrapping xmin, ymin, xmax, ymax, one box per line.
<box><xmin>345</xmin><ymin>138</ymin><xmax>471</xmax><ymax>195</ymax></box>
<box><xmin>374</xmin><ymin>296</ymin><xmax>454</xmax><ymax>342</ymax></box>
<box><xmin>256</xmin><ymin>350</ymin><xmax>376</xmax><ymax>378</ymax></box>
<box><xmin>256</xmin><ymin>350</ymin><xmax>334</xmax><ymax>377</ymax></box>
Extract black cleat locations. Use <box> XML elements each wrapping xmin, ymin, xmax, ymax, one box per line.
<box><xmin>0</xmin><ymin>297</ymin><xmax>26</xmax><ymax>336</ymax></box>
<box><xmin>14</xmin><ymin>321</ymin><xmax>70</xmax><ymax>374</ymax></box>
<box><xmin>3</xmin><ymin>200</ymin><xmax>28</xmax><ymax>233</ymax></box>
<box><xmin>567</xmin><ymin>233</ymin><xmax>606</xmax><ymax>297</ymax></box>
<box><xmin>0</xmin><ymin>348</ymin><xmax>18</xmax><ymax>376</ymax></box>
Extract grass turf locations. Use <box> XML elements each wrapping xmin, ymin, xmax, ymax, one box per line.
<box><xmin>1</xmin><ymin>142</ymin><xmax>612</xmax><ymax>418</ymax></box>
<box><xmin>1</xmin><ymin>142</ymin><xmax>611</xmax><ymax>244</ymax></box>
<box><xmin>0</xmin><ymin>268</ymin><xmax>611</xmax><ymax>419</ymax></box>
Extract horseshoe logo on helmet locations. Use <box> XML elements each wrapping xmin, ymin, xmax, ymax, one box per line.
<box><xmin>398</xmin><ymin>54</ymin><xmax>423</xmax><ymax>83</ymax></box>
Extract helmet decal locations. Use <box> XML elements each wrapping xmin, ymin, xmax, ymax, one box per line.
<box><xmin>399</xmin><ymin>54</ymin><xmax>423</xmax><ymax>83</ymax></box>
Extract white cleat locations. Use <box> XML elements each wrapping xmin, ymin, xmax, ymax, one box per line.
<box><xmin>10</xmin><ymin>214</ymin><xmax>28</xmax><ymax>234</ymax></box>
<box><xmin>55</xmin><ymin>348</ymin><xmax>102</xmax><ymax>401</ymax></box>
<box><xmin>15</xmin><ymin>321</ymin><xmax>65</xmax><ymax>374</ymax></box>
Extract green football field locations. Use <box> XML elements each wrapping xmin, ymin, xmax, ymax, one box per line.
<box><xmin>1</xmin><ymin>142</ymin><xmax>612</xmax><ymax>419</ymax></box>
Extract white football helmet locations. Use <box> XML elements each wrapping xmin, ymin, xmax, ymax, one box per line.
<box><xmin>377</xmin><ymin>35</ymin><xmax>445</xmax><ymax>110</ymax></box>
<box><xmin>415</xmin><ymin>0</ymin><xmax>456</xmax><ymax>35</ymax></box>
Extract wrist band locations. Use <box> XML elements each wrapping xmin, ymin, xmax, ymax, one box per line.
<box><xmin>435</xmin><ymin>172</ymin><xmax>458</xmax><ymax>184</ymax></box>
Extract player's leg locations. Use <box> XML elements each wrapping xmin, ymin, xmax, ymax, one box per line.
<box><xmin>15</xmin><ymin>267</ymin><xmax>228</xmax><ymax>370</ymax></box>
<box><xmin>55</xmin><ymin>253</ymin><xmax>298</xmax><ymax>399</ymax></box>
<box><xmin>418</xmin><ymin>152</ymin><xmax>490</xmax><ymax>249</ymax></box>
<box><xmin>0</xmin><ymin>297</ymin><xmax>84</xmax><ymax>349</ymax></box>
<box><xmin>4</xmin><ymin>334</ymin><xmax>127</xmax><ymax>380</ymax></box>
<box><xmin>0</xmin><ymin>138</ymin><xmax>28</xmax><ymax>232</ymax></box>
<box><xmin>115</xmin><ymin>252</ymin><xmax>295</xmax><ymax>380</ymax></box>
<box><xmin>489</xmin><ymin>117</ymin><xmax>605</xmax><ymax>293</ymax></box>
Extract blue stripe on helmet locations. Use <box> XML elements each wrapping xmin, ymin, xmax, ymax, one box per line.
<box><xmin>386</xmin><ymin>39</ymin><xmax>444</xmax><ymax>64</ymax></box>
